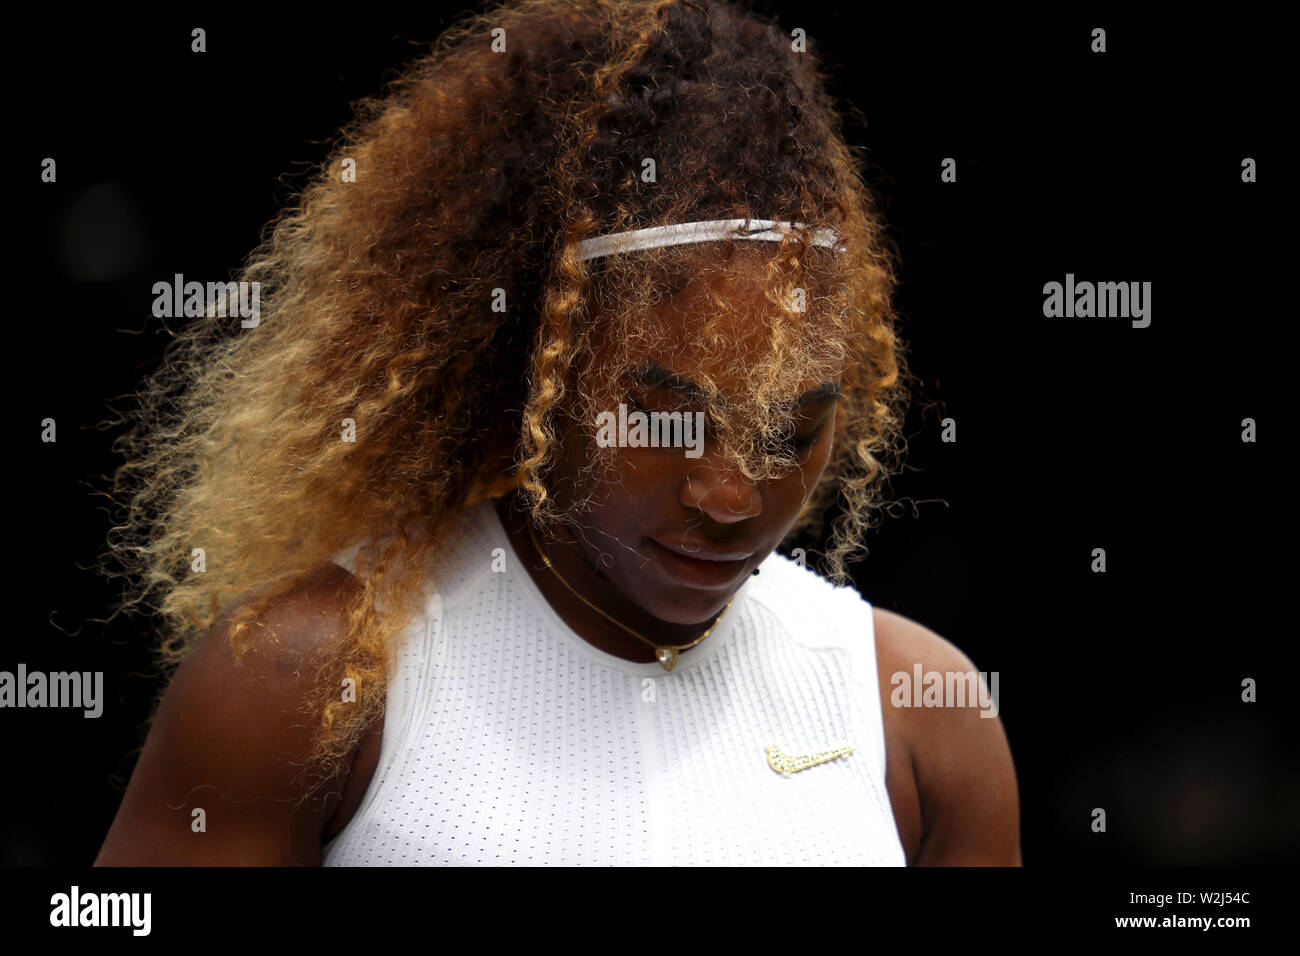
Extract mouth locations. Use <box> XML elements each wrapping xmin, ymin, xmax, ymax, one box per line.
<box><xmin>647</xmin><ymin>537</ymin><xmax>754</xmax><ymax>590</ymax></box>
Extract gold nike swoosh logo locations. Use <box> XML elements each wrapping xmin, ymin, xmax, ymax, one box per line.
<box><xmin>766</xmin><ymin>742</ymin><xmax>855</xmax><ymax>774</ymax></box>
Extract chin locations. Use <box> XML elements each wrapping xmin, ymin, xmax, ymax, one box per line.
<box><xmin>638</xmin><ymin>581</ymin><xmax>738</xmax><ymax>625</ymax></box>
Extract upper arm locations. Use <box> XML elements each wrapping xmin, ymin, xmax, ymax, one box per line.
<box><xmin>94</xmin><ymin>564</ymin><xmax>361</xmax><ymax>867</ymax></box>
<box><xmin>874</xmin><ymin>608</ymin><xmax>1021</xmax><ymax>866</ymax></box>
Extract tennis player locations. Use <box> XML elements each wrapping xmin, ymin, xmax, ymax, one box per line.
<box><xmin>95</xmin><ymin>0</ymin><xmax>1019</xmax><ymax>866</ymax></box>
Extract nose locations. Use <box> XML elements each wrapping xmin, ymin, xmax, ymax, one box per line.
<box><xmin>681</xmin><ymin>459</ymin><xmax>762</xmax><ymax>524</ymax></box>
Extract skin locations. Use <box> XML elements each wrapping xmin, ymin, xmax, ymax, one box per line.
<box><xmin>95</xmin><ymin>268</ymin><xmax>1021</xmax><ymax>867</ymax></box>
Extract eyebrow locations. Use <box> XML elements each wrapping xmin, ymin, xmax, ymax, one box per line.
<box><xmin>626</xmin><ymin>360</ymin><xmax>842</xmax><ymax>409</ymax></box>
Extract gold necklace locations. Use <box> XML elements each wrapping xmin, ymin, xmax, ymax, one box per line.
<box><xmin>524</xmin><ymin>520</ymin><xmax>735</xmax><ymax>672</ymax></box>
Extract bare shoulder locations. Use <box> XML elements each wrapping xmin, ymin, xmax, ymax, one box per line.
<box><xmin>95</xmin><ymin>562</ymin><xmax>365</xmax><ymax>866</ymax></box>
<box><xmin>872</xmin><ymin>606</ymin><xmax>1022</xmax><ymax>866</ymax></box>
<box><xmin>873</xmin><ymin>606</ymin><xmax>977</xmax><ymax>676</ymax></box>
<box><xmin>229</xmin><ymin>562</ymin><xmax>361</xmax><ymax>667</ymax></box>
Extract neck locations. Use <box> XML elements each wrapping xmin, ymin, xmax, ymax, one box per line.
<box><xmin>493</xmin><ymin>492</ymin><xmax>730</xmax><ymax>665</ymax></box>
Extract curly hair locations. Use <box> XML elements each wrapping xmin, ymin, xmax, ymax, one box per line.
<box><xmin>97</xmin><ymin>0</ymin><xmax>912</xmax><ymax>802</ymax></box>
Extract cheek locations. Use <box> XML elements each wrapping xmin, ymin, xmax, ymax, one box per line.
<box><xmin>555</xmin><ymin>422</ymin><xmax>588</xmax><ymax>486</ymax></box>
<box><xmin>796</xmin><ymin>424</ymin><xmax>838</xmax><ymax>493</ymax></box>
<box><xmin>603</xmin><ymin>447</ymin><xmax>686</xmax><ymax>507</ymax></box>
<box><xmin>559</xmin><ymin>424</ymin><xmax>678</xmax><ymax>510</ymax></box>
<box><xmin>811</xmin><ymin>431</ymin><xmax>836</xmax><ymax>470</ymax></box>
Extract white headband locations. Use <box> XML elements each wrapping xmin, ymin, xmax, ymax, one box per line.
<box><xmin>575</xmin><ymin>218</ymin><xmax>846</xmax><ymax>262</ymax></box>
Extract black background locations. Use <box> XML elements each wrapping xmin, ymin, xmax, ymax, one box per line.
<box><xmin>7</xmin><ymin>1</ymin><xmax>1293</xmax><ymax>880</ymax></box>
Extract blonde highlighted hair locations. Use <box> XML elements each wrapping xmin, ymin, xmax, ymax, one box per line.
<box><xmin>98</xmin><ymin>0</ymin><xmax>912</xmax><ymax>801</ymax></box>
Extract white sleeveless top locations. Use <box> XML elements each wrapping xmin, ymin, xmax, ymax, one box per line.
<box><xmin>321</xmin><ymin>500</ymin><xmax>905</xmax><ymax>866</ymax></box>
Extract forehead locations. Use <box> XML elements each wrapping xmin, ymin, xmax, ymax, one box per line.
<box><xmin>588</xmin><ymin>254</ymin><xmax>844</xmax><ymax>399</ymax></box>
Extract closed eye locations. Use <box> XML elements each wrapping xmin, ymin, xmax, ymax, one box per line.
<box><xmin>776</xmin><ymin>425</ymin><xmax>825</xmax><ymax>455</ymax></box>
<box><xmin>621</xmin><ymin>388</ymin><xmax>832</xmax><ymax>455</ymax></box>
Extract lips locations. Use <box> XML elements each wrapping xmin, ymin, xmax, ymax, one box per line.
<box><xmin>648</xmin><ymin>537</ymin><xmax>754</xmax><ymax>590</ymax></box>
<box><xmin>653</xmin><ymin>539</ymin><xmax>754</xmax><ymax>562</ymax></box>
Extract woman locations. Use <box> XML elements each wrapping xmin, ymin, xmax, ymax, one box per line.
<box><xmin>94</xmin><ymin>0</ymin><xmax>1019</xmax><ymax>866</ymax></box>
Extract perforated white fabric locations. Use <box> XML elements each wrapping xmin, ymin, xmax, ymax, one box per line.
<box><xmin>321</xmin><ymin>500</ymin><xmax>905</xmax><ymax>866</ymax></box>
